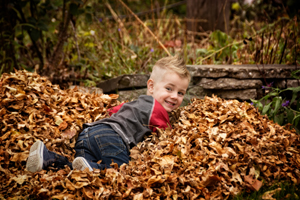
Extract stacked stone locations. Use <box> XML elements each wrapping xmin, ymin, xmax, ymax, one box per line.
<box><xmin>77</xmin><ymin>64</ymin><xmax>299</xmax><ymax>104</ymax></box>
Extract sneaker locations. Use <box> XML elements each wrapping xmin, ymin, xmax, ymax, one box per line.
<box><xmin>72</xmin><ymin>157</ymin><xmax>93</xmax><ymax>172</ymax></box>
<box><xmin>26</xmin><ymin>140</ymin><xmax>55</xmax><ymax>173</ymax></box>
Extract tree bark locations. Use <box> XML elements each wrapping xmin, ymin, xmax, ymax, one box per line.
<box><xmin>47</xmin><ymin>0</ymin><xmax>72</xmax><ymax>73</ymax></box>
<box><xmin>0</xmin><ymin>0</ymin><xmax>19</xmax><ymax>73</ymax></box>
<box><xmin>186</xmin><ymin>0</ymin><xmax>232</xmax><ymax>33</ymax></box>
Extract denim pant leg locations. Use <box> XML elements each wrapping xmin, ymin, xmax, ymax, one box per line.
<box><xmin>74</xmin><ymin>124</ymin><xmax>130</xmax><ymax>170</ymax></box>
<box><xmin>44</xmin><ymin>149</ymin><xmax>72</xmax><ymax>170</ymax></box>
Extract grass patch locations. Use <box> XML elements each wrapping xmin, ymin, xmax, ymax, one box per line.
<box><xmin>232</xmin><ymin>181</ymin><xmax>300</xmax><ymax>200</ymax></box>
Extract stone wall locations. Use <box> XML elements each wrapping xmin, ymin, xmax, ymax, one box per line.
<box><xmin>184</xmin><ymin>64</ymin><xmax>300</xmax><ymax>105</ymax></box>
<box><xmin>75</xmin><ymin>65</ymin><xmax>300</xmax><ymax>105</ymax></box>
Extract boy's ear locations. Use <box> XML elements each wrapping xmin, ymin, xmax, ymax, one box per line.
<box><xmin>147</xmin><ymin>79</ymin><xmax>154</xmax><ymax>94</ymax></box>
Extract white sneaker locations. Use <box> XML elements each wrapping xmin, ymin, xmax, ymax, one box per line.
<box><xmin>72</xmin><ymin>157</ymin><xmax>93</xmax><ymax>171</ymax></box>
<box><xmin>26</xmin><ymin>140</ymin><xmax>44</xmax><ymax>173</ymax></box>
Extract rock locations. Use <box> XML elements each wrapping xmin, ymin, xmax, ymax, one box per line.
<box><xmin>183</xmin><ymin>86</ymin><xmax>205</xmax><ymax>106</ymax></box>
<box><xmin>287</xmin><ymin>79</ymin><xmax>300</xmax><ymax>88</ymax></box>
<box><xmin>185</xmin><ymin>85</ymin><xmax>206</xmax><ymax>99</ymax></box>
<box><xmin>187</xmin><ymin>64</ymin><xmax>297</xmax><ymax>79</ymax></box>
<box><xmin>213</xmin><ymin>89</ymin><xmax>257</xmax><ymax>100</ymax></box>
<box><xmin>273</xmin><ymin>79</ymin><xmax>286</xmax><ymax>88</ymax></box>
<box><xmin>186</xmin><ymin>85</ymin><xmax>257</xmax><ymax>101</ymax></box>
<box><xmin>97</xmin><ymin>74</ymin><xmax>149</xmax><ymax>93</ymax></box>
<box><xmin>197</xmin><ymin>78</ymin><xmax>262</xmax><ymax>89</ymax></box>
<box><xmin>117</xmin><ymin>88</ymin><xmax>147</xmax><ymax>102</ymax></box>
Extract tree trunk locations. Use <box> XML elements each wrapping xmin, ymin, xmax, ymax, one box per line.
<box><xmin>45</xmin><ymin>0</ymin><xmax>72</xmax><ymax>76</ymax></box>
<box><xmin>186</xmin><ymin>0</ymin><xmax>232</xmax><ymax>34</ymax></box>
<box><xmin>0</xmin><ymin>0</ymin><xmax>19</xmax><ymax>73</ymax></box>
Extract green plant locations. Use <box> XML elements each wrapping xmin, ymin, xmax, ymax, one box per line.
<box><xmin>0</xmin><ymin>0</ymin><xmax>93</xmax><ymax>76</ymax></box>
<box><xmin>1</xmin><ymin>0</ymin><xmax>299</xmax><ymax>87</ymax></box>
<box><xmin>250</xmin><ymin>70</ymin><xmax>300</xmax><ymax>131</ymax></box>
<box><xmin>196</xmin><ymin>30</ymin><xmax>241</xmax><ymax>64</ymax></box>
<box><xmin>232</xmin><ymin>181</ymin><xmax>300</xmax><ymax>200</ymax></box>
<box><xmin>196</xmin><ymin>15</ymin><xmax>299</xmax><ymax>66</ymax></box>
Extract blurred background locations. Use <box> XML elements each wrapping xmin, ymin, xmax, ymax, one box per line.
<box><xmin>0</xmin><ymin>0</ymin><xmax>299</xmax><ymax>88</ymax></box>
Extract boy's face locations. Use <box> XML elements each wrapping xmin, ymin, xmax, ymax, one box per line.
<box><xmin>147</xmin><ymin>71</ymin><xmax>189</xmax><ymax>112</ymax></box>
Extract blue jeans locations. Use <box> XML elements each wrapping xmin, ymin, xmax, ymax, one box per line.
<box><xmin>74</xmin><ymin>123</ymin><xmax>130</xmax><ymax>170</ymax></box>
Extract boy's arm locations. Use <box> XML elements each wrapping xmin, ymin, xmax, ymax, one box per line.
<box><xmin>108</xmin><ymin>103</ymin><xmax>125</xmax><ymax>116</ymax></box>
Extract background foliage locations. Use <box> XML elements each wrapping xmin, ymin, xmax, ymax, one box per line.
<box><xmin>251</xmin><ymin>70</ymin><xmax>300</xmax><ymax>132</ymax></box>
<box><xmin>1</xmin><ymin>0</ymin><xmax>299</xmax><ymax>87</ymax></box>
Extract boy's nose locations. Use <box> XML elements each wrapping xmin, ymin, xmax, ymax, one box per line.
<box><xmin>170</xmin><ymin>92</ymin><xmax>178</xmax><ymax>99</ymax></box>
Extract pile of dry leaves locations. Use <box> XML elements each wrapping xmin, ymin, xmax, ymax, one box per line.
<box><xmin>0</xmin><ymin>70</ymin><xmax>300</xmax><ymax>199</ymax></box>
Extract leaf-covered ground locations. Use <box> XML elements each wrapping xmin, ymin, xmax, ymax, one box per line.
<box><xmin>0</xmin><ymin>70</ymin><xmax>300</xmax><ymax>199</ymax></box>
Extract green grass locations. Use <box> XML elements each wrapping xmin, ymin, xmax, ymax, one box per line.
<box><xmin>232</xmin><ymin>181</ymin><xmax>300</xmax><ymax>200</ymax></box>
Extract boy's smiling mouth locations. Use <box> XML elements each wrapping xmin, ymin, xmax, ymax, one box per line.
<box><xmin>165</xmin><ymin>100</ymin><xmax>176</xmax><ymax>106</ymax></box>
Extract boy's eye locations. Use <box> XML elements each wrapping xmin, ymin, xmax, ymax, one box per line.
<box><xmin>178</xmin><ymin>92</ymin><xmax>184</xmax><ymax>96</ymax></box>
<box><xmin>166</xmin><ymin>87</ymin><xmax>172</xmax><ymax>91</ymax></box>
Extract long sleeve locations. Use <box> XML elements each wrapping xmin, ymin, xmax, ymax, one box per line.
<box><xmin>83</xmin><ymin>95</ymin><xmax>170</xmax><ymax>149</ymax></box>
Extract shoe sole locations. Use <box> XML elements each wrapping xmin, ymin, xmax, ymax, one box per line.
<box><xmin>72</xmin><ymin>157</ymin><xmax>93</xmax><ymax>171</ymax></box>
<box><xmin>26</xmin><ymin>140</ymin><xmax>43</xmax><ymax>173</ymax></box>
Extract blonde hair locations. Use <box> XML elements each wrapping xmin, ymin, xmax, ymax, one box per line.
<box><xmin>149</xmin><ymin>55</ymin><xmax>191</xmax><ymax>83</ymax></box>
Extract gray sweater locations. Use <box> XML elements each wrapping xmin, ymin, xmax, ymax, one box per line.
<box><xmin>83</xmin><ymin>95</ymin><xmax>170</xmax><ymax>149</ymax></box>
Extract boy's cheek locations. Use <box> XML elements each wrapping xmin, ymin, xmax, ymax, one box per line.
<box><xmin>179</xmin><ymin>97</ymin><xmax>184</xmax><ymax>103</ymax></box>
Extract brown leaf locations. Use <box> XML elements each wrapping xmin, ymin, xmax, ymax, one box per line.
<box><xmin>42</xmin><ymin>104</ymin><xmax>52</xmax><ymax>112</ymax></box>
<box><xmin>2</xmin><ymin>70</ymin><xmax>300</xmax><ymax>200</ymax></box>
<box><xmin>83</xmin><ymin>186</ymin><xmax>94</xmax><ymax>199</ymax></box>
<box><xmin>11</xmin><ymin>152</ymin><xmax>28</xmax><ymax>162</ymax></box>
<box><xmin>58</xmin><ymin>121</ymin><xmax>68</xmax><ymax>130</ymax></box>
<box><xmin>61</xmin><ymin>129</ymin><xmax>76</xmax><ymax>139</ymax></box>
<box><xmin>262</xmin><ymin>188</ymin><xmax>281</xmax><ymax>200</ymax></box>
<box><xmin>11</xmin><ymin>174</ymin><xmax>28</xmax><ymax>185</ymax></box>
<box><xmin>147</xmin><ymin>175</ymin><xmax>165</xmax><ymax>187</ymax></box>
<box><xmin>244</xmin><ymin>175</ymin><xmax>263</xmax><ymax>191</ymax></box>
